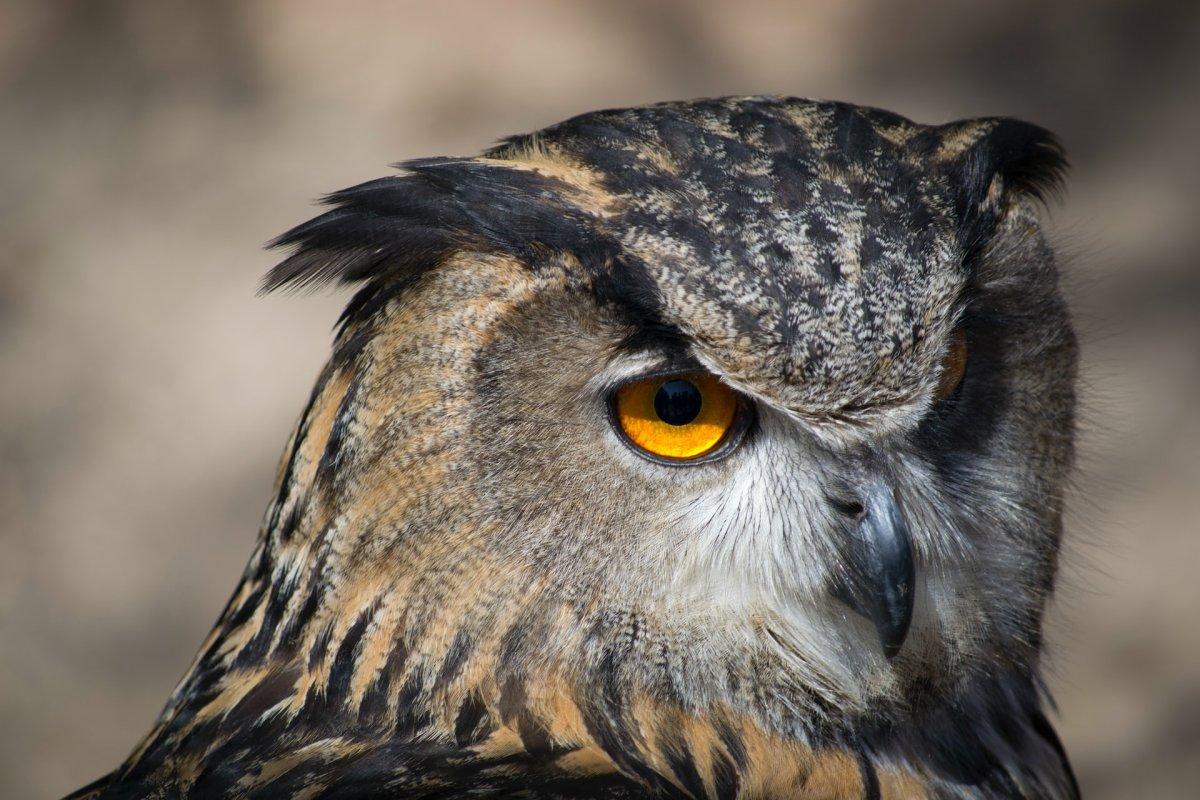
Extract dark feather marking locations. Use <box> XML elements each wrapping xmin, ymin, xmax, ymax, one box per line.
<box><xmin>453</xmin><ymin>691</ymin><xmax>493</xmax><ymax>747</ymax></box>
<box><xmin>329</xmin><ymin>307</ymin><xmax>381</xmax><ymax>367</ymax></box>
<box><xmin>315</xmin><ymin>370</ymin><xmax>362</xmax><ymax>487</ymax></box>
<box><xmin>855</xmin><ymin>748</ymin><xmax>881</xmax><ymax>800</ymax></box>
<box><xmin>279</xmin><ymin>577</ymin><xmax>324</xmax><ymax>653</ymax></box>
<box><xmin>278</xmin><ymin>528</ymin><xmax>336</xmax><ymax>652</ymax></box>
<box><xmin>319</xmin><ymin>601</ymin><xmax>379</xmax><ymax>714</ymax></box>
<box><xmin>234</xmin><ymin>572</ymin><xmax>297</xmax><ymax>667</ymax></box>
<box><xmin>435</xmin><ymin>629</ymin><xmax>473</xmax><ymax>690</ymax></box>
<box><xmin>308</xmin><ymin>620</ymin><xmax>335</xmax><ymax>670</ymax></box>
<box><xmin>223</xmin><ymin>579</ymin><xmax>268</xmax><ymax>632</ymax></box>
<box><xmin>578</xmin><ymin>648</ymin><xmax>682</xmax><ymax>796</ymax></box>
<box><xmin>658</xmin><ymin>722</ymin><xmax>707</xmax><ymax>799</ymax></box>
<box><xmin>274</xmin><ymin>500</ymin><xmax>305</xmax><ymax>545</ymax></box>
<box><xmin>709</xmin><ymin>746</ymin><xmax>739</xmax><ymax>800</ymax></box>
<box><xmin>497</xmin><ymin>605</ymin><xmax>545</xmax><ymax>674</ymax></box>
<box><xmin>394</xmin><ymin>665</ymin><xmax>431</xmax><ymax>737</ymax></box>
<box><xmin>222</xmin><ymin>666</ymin><xmax>301</xmax><ymax>731</ymax></box>
<box><xmin>359</xmin><ymin>639</ymin><xmax>408</xmax><ymax>729</ymax></box>
<box><xmin>711</xmin><ymin>714</ymin><xmax>747</xmax><ymax>770</ymax></box>
<box><xmin>496</xmin><ymin>676</ymin><xmax>566</xmax><ymax>756</ymax></box>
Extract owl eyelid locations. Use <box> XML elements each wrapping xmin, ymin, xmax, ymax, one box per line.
<box><xmin>609</xmin><ymin>365</ymin><xmax>705</xmax><ymax>389</ymax></box>
<box><xmin>593</xmin><ymin>354</ymin><xmax>704</xmax><ymax>396</ymax></box>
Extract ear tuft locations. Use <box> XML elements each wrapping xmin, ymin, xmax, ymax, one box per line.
<box><xmin>261</xmin><ymin>158</ymin><xmax>605</xmax><ymax>297</ymax></box>
<box><xmin>262</xmin><ymin>165</ymin><xmax>478</xmax><ymax>295</ymax></box>
<box><xmin>942</xmin><ymin>118</ymin><xmax>1069</xmax><ymax>257</ymax></box>
<box><xmin>975</xmin><ymin>119</ymin><xmax>1068</xmax><ymax>205</ymax></box>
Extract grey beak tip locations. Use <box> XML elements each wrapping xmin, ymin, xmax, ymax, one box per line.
<box><xmin>839</xmin><ymin>483</ymin><xmax>916</xmax><ymax>660</ymax></box>
<box><xmin>877</xmin><ymin>594</ymin><xmax>913</xmax><ymax>660</ymax></box>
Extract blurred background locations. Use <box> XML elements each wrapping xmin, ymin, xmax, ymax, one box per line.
<box><xmin>1</xmin><ymin>1</ymin><xmax>1197</xmax><ymax>797</ymax></box>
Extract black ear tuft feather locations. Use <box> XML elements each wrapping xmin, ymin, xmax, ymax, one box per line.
<box><xmin>944</xmin><ymin>118</ymin><xmax>1069</xmax><ymax>258</ymax></box>
<box><xmin>263</xmin><ymin>165</ymin><xmax>477</xmax><ymax>294</ymax></box>
<box><xmin>262</xmin><ymin>158</ymin><xmax>606</xmax><ymax>295</ymax></box>
<box><xmin>965</xmin><ymin>118</ymin><xmax>1068</xmax><ymax>204</ymax></box>
<box><xmin>992</xmin><ymin>123</ymin><xmax>1068</xmax><ymax>205</ymax></box>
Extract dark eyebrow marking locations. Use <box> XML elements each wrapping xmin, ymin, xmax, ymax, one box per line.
<box><xmin>615</xmin><ymin>320</ymin><xmax>691</xmax><ymax>355</ymax></box>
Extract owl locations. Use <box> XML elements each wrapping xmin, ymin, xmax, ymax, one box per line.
<box><xmin>68</xmin><ymin>96</ymin><xmax>1079</xmax><ymax>799</ymax></box>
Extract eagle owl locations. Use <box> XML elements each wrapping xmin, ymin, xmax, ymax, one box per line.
<box><xmin>70</xmin><ymin>97</ymin><xmax>1079</xmax><ymax>799</ymax></box>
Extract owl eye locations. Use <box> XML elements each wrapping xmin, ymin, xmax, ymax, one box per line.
<box><xmin>934</xmin><ymin>329</ymin><xmax>968</xmax><ymax>403</ymax></box>
<box><xmin>611</xmin><ymin>372</ymin><xmax>746</xmax><ymax>462</ymax></box>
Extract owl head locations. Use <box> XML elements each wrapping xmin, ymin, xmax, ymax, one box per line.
<box><xmin>80</xmin><ymin>97</ymin><xmax>1078</xmax><ymax>799</ymax></box>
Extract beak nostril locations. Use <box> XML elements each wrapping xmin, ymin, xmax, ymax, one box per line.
<box><xmin>829</xmin><ymin>497</ymin><xmax>866</xmax><ymax>519</ymax></box>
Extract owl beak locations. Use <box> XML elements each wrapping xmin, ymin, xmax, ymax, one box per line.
<box><xmin>839</xmin><ymin>483</ymin><xmax>915</xmax><ymax>660</ymax></box>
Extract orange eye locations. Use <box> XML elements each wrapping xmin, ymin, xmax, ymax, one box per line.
<box><xmin>613</xmin><ymin>372</ymin><xmax>742</xmax><ymax>461</ymax></box>
<box><xmin>934</xmin><ymin>329</ymin><xmax>968</xmax><ymax>402</ymax></box>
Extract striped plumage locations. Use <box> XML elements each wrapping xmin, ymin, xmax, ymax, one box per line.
<box><xmin>70</xmin><ymin>97</ymin><xmax>1079</xmax><ymax>799</ymax></box>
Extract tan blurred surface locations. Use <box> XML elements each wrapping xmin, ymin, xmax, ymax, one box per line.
<box><xmin>1</xmin><ymin>1</ymin><xmax>1198</xmax><ymax>797</ymax></box>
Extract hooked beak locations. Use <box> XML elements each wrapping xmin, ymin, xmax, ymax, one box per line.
<box><xmin>836</xmin><ymin>482</ymin><xmax>915</xmax><ymax>659</ymax></box>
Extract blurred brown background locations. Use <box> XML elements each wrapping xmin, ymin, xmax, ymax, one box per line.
<box><xmin>1</xmin><ymin>1</ymin><xmax>1197</xmax><ymax>797</ymax></box>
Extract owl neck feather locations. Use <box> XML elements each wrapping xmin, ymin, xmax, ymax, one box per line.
<box><xmin>90</xmin><ymin>547</ymin><xmax>1075</xmax><ymax>799</ymax></box>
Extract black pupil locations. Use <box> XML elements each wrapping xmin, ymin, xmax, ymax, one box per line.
<box><xmin>653</xmin><ymin>379</ymin><xmax>703</xmax><ymax>426</ymax></box>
